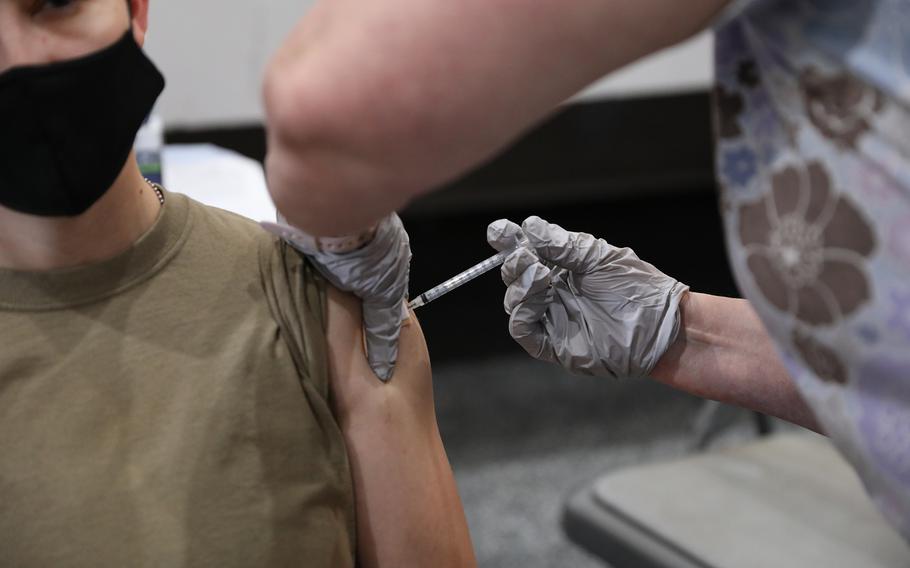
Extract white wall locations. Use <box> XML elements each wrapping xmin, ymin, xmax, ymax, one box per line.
<box><xmin>572</xmin><ymin>32</ymin><xmax>713</xmax><ymax>102</ymax></box>
<box><xmin>145</xmin><ymin>1</ymin><xmax>313</xmax><ymax>128</ymax></box>
<box><xmin>145</xmin><ymin>3</ymin><xmax>712</xmax><ymax>129</ymax></box>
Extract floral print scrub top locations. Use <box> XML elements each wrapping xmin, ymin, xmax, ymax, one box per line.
<box><xmin>714</xmin><ymin>0</ymin><xmax>910</xmax><ymax>538</ymax></box>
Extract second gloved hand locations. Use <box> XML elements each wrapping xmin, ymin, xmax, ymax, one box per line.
<box><xmin>487</xmin><ymin>216</ymin><xmax>689</xmax><ymax>379</ymax></box>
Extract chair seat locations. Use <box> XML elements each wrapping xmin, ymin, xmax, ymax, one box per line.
<box><xmin>563</xmin><ymin>433</ymin><xmax>909</xmax><ymax>568</ymax></box>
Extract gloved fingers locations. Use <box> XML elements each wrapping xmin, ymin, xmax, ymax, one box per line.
<box><xmin>487</xmin><ymin>219</ymin><xmax>526</xmax><ymax>252</ymax></box>
<box><xmin>293</xmin><ymin>213</ymin><xmax>411</xmax><ymax>304</ymax></box>
<box><xmin>320</xmin><ymin>213</ymin><xmax>409</xmax><ymax>274</ymax></box>
<box><xmin>361</xmin><ymin>300</ymin><xmax>405</xmax><ymax>382</ymax></box>
<box><xmin>503</xmin><ymin>254</ymin><xmax>552</xmax><ymax>315</ymax></box>
<box><xmin>509</xmin><ymin>281</ymin><xmax>557</xmax><ymax>364</ymax></box>
<box><xmin>500</xmin><ymin>247</ymin><xmax>542</xmax><ymax>287</ymax></box>
<box><xmin>521</xmin><ymin>215</ymin><xmax>603</xmax><ymax>273</ymax></box>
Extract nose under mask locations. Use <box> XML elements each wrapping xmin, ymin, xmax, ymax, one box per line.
<box><xmin>0</xmin><ymin>28</ymin><xmax>165</xmax><ymax>216</ymax></box>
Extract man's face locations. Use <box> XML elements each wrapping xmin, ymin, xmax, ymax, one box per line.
<box><xmin>0</xmin><ymin>0</ymin><xmax>145</xmax><ymax>74</ymax></box>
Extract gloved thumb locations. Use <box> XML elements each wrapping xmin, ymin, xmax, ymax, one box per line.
<box><xmin>521</xmin><ymin>216</ymin><xmax>604</xmax><ymax>274</ymax></box>
<box><xmin>361</xmin><ymin>300</ymin><xmax>406</xmax><ymax>382</ymax></box>
<box><xmin>509</xmin><ymin>265</ymin><xmax>557</xmax><ymax>364</ymax></box>
<box><xmin>502</xmin><ymin>248</ymin><xmax>550</xmax><ymax>313</ymax></box>
<box><xmin>487</xmin><ymin>219</ymin><xmax>526</xmax><ymax>252</ymax></box>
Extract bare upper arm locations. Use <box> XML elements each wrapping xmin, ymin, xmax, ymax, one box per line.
<box><xmin>323</xmin><ymin>286</ymin><xmax>435</xmax><ymax>427</ymax></box>
<box><xmin>322</xmin><ymin>286</ymin><xmax>476</xmax><ymax>568</ymax></box>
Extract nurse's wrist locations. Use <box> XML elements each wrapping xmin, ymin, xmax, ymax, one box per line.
<box><xmin>265</xmin><ymin>216</ymin><xmax>378</xmax><ymax>254</ymax></box>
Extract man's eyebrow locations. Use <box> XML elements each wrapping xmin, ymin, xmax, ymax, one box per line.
<box><xmin>13</xmin><ymin>0</ymin><xmax>42</xmax><ymax>13</ymax></box>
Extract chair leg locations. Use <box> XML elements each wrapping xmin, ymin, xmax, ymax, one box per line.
<box><xmin>753</xmin><ymin>411</ymin><xmax>773</xmax><ymax>437</ymax></box>
<box><xmin>691</xmin><ymin>400</ymin><xmax>722</xmax><ymax>451</ymax></box>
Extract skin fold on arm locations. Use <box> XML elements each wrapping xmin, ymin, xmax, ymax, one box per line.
<box><xmin>324</xmin><ymin>286</ymin><xmax>477</xmax><ymax>568</ymax></box>
<box><xmin>651</xmin><ymin>292</ymin><xmax>822</xmax><ymax>433</ymax></box>
<box><xmin>264</xmin><ymin>0</ymin><xmax>732</xmax><ymax>235</ymax></box>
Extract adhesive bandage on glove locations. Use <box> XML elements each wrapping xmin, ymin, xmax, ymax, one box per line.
<box><xmin>487</xmin><ymin>216</ymin><xmax>689</xmax><ymax>379</ymax></box>
<box><xmin>262</xmin><ymin>213</ymin><xmax>412</xmax><ymax>382</ymax></box>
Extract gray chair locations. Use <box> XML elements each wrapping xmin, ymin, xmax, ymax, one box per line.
<box><xmin>563</xmin><ymin>433</ymin><xmax>909</xmax><ymax>567</ymax></box>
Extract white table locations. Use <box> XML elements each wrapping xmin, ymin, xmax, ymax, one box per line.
<box><xmin>162</xmin><ymin>144</ymin><xmax>276</xmax><ymax>222</ymax></box>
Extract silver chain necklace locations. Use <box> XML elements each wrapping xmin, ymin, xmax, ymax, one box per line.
<box><xmin>144</xmin><ymin>178</ymin><xmax>165</xmax><ymax>206</ymax></box>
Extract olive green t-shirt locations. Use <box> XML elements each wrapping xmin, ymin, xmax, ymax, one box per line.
<box><xmin>0</xmin><ymin>191</ymin><xmax>355</xmax><ymax>567</ymax></box>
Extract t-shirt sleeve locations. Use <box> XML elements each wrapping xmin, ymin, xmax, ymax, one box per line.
<box><xmin>257</xmin><ymin>234</ymin><xmax>358</xmax><ymax>558</ymax></box>
<box><xmin>258</xmin><ymin>236</ymin><xmax>332</xmax><ymax>400</ymax></box>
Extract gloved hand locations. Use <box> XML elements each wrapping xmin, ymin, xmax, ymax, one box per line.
<box><xmin>487</xmin><ymin>216</ymin><xmax>689</xmax><ymax>379</ymax></box>
<box><xmin>262</xmin><ymin>213</ymin><xmax>411</xmax><ymax>382</ymax></box>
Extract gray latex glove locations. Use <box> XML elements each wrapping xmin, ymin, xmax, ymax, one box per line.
<box><xmin>487</xmin><ymin>216</ymin><xmax>689</xmax><ymax>379</ymax></box>
<box><xmin>262</xmin><ymin>213</ymin><xmax>411</xmax><ymax>382</ymax></box>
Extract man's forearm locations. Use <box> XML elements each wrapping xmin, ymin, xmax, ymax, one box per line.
<box><xmin>651</xmin><ymin>292</ymin><xmax>821</xmax><ymax>432</ymax></box>
<box><xmin>264</xmin><ymin>0</ymin><xmax>732</xmax><ymax>235</ymax></box>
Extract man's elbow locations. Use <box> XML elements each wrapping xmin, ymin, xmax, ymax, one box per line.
<box><xmin>263</xmin><ymin>65</ymin><xmax>351</xmax><ymax>233</ymax></box>
<box><xmin>263</xmin><ymin>67</ymin><xmax>430</xmax><ymax>235</ymax></box>
<box><xmin>265</xmin><ymin>142</ymin><xmax>421</xmax><ymax>235</ymax></box>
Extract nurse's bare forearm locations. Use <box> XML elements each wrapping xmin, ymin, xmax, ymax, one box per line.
<box><xmin>263</xmin><ymin>0</ymin><xmax>731</xmax><ymax>235</ymax></box>
<box><xmin>651</xmin><ymin>293</ymin><xmax>821</xmax><ymax>433</ymax></box>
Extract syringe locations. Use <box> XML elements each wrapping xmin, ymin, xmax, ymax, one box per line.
<box><xmin>409</xmin><ymin>239</ymin><xmax>530</xmax><ymax>310</ymax></box>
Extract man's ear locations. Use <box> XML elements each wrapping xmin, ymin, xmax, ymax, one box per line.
<box><xmin>130</xmin><ymin>0</ymin><xmax>150</xmax><ymax>47</ymax></box>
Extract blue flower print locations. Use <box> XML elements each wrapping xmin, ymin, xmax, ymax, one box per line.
<box><xmin>888</xmin><ymin>289</ymin><xmax>910</xmax><ymax>341</ymax></box>
<box><xmin>721</xmin><ymin>146</ymin><xmax>758</xmax><ymax>187</ymax></box>
<box><xmin>857</xmin><ymin>324</ymin><xmax>880</xmax><ymax>345</ymax></box>
<box><xmin>856</xmin><ymin>356</ymin><xmax>910</xmax><ymax>487</ymax></box>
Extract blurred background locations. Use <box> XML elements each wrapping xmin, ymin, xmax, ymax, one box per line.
<box><xmin>144</xmin><ymin>4</ymin><xmax>780</xmax><ymax>566</ymax></box>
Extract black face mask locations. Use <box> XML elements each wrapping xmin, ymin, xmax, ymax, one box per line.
<box><xmin>0</xmin><ymin>28</ymin><xmax>165</xmax><ymax>217</ymax></box>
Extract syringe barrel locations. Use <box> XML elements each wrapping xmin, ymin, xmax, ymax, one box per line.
<box><xmin>419</xmin><ymin>249</ymin><xmax>511</xmax><ymax>304</ymax></box>
<box><xmin>409</xmin><ymin>238</ymin><xmax>530</xmax><ymax>309</ymax></box>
